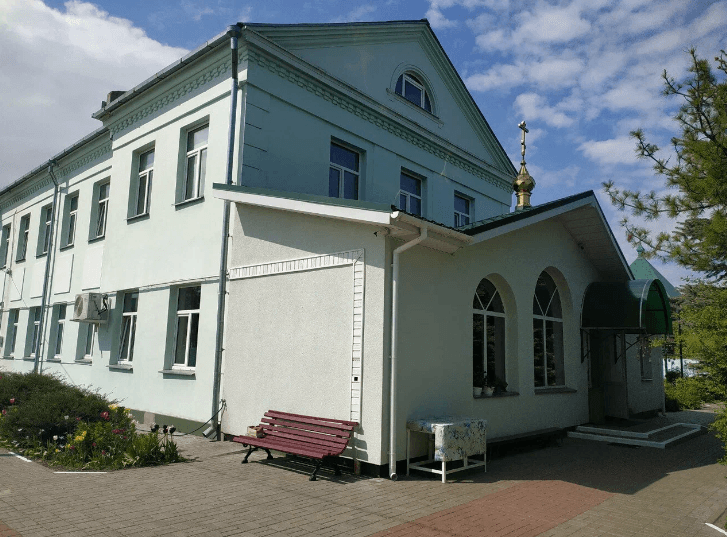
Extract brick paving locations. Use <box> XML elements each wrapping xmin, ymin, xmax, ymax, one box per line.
<box><xmin>0</xmin><ymin>408</ymin><xmax>725</xmax><ymax>536</ymax></box>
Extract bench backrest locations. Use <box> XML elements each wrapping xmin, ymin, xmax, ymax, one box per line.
<box><xmin>260</xmin><ymin>410</ymin><xmax>358</xmax><ymax>457</ymax></box>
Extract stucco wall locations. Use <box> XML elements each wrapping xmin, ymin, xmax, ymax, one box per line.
<box><xmin>392</xmin><ymin>219</ymin><xmax>602</xmax><ymax>461</ymax></box>
<box><xmin>221</xmin><ymin>204</ymin><xmax>387</xmax><ymax>464</ymax></box>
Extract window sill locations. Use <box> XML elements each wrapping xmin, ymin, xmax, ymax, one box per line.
<box><xmin>2</xmin><ymin>355</ymin><xmax>14</xmax><ymax>360</ymax></box>
<box><xmin>474</xmin><ymin>390</ymin><xmax>519</xmax><ymax>399</ymax></box>
<box><xmin>174</xmin><ymin>196</ymin><xmax>204</xmax><ymax>209</ymax></box>
<box><xmin>535</xmin><ymin>386</ymin><xmax>577</xmax><ymax>395</ymax></box>
<box><xmin>75</xmin><ymin>359</ymin><xmax>92</xmax><ymax>365</ymax></box>
<box><xmin>159</xmin><ymin>369</ymin><xmax>196</xmax><ymax>377</ymax></box>
<box><xmin>641</xmin><ymin>378</ymin><xmax>653</xmax><ymax>382</ymax></box>
<box><xmin>23</xmin><ymin>356</ymin><xmax>35</xmax><ymax>361</ymax></box>
<box><xmin>88</xmin><ymin>235</ymin><xmax>106</xmax><ymax>244</ymax></box>
<box><xmin>59</xmin><ymin>243</ymin><xmax>75</xmax><ymax>252</ymax></box>
<box><xmin>108</xmin><ymin>363</ymin><xmax>133</xmax><ymax>371</ymax></box>
<box><xmin>385</xmin><ymin>88</ymin><xmax>443</xmax><ymax>125</ymax></box>
<box><xmin>36</xmin><ymin>253</ymin><xmax>48</xmax><ymax>259</ymax></box>
<box><xmin>127</xmin><ymin>212</ymin><xmax>150</xmax><ymax>223</ymax></box>
<box><xmin>15</xmin><ymin>258</ymin><xmax>26</xmax><ymax>264</ymax></box>
<box><xmin>46</xmin><ymin>358</ymin><xmax>61</xmax><ymax>363</ymax></box>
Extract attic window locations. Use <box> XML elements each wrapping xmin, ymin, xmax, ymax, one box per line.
<box><xmin>395</xmin><ymin>72</ymin><xmax>432</xmax><ymax>113</ymax></box>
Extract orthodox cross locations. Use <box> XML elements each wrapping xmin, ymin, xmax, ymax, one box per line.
<box><xmin>518</xmin><ymin>121</ymin><xmax>528</xmax><ymax>166</ymax></box>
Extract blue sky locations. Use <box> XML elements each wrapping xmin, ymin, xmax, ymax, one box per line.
<box><xmin>2</xmin><ymin>0</ymin><xmax>726</xmax><ymax>285</ymax></box>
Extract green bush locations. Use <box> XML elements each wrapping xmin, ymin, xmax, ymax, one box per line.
<box><xmin>711</xmin><ymin>404</ymin><xmax>727</xmax><ymax>465</ymax></box>
<box><xmin>664</xmin><ymin>376</ymin><xmax>714</xmax><ymax>411</ymax></box>
<box><xmin>0</xmin><ymin>371</ymin><xmax>184</xmax><ymax>470</ymax></box>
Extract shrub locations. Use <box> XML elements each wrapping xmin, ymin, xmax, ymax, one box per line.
<box><xmin>711</xmin><ymin>404</ymin><xmax>727</xmax><ymax>465</ymax></box>
<box><xmin>0</xmin><ymin>372</ymin><xmax>183</xmax><ymax>470</ymax></box>
<box><xmin>664</xmin><ymin>376</ymin><xmax>714</xmax><ymax>411</ymax></box>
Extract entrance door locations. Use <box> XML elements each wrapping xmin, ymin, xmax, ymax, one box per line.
<box><xmin>588</xmin><ymin>331</ymin><xmax>606</xmax><ymax>424</ymax></box>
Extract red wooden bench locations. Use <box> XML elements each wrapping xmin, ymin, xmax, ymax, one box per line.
<box><xmin>232</xmin><ymin>410</ymin><xmax>358</xmax><ymax>481</ymax></box>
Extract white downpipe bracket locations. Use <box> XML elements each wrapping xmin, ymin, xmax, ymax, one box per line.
<box><xmin>389</xmin><ymin>227</ymin><xmax>427</xmax><ymax>480</ymax></box>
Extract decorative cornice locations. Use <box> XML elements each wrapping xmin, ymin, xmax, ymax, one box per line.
<box><xmin>229</xmin><ymin>249</ymin><xmax>363</xmax><ymax>280</ymax></box>
<box><xmin>0</xmin><ymin>140</ymin><xmax>112</xmax><ymax>213</ymax></box>
<box><xmin>107</xmin><ymin>56</ymin><xmax>236</xmax><ymax>137</ymax></box>
<box><xmin>248</xmin><ymin>49</ymin><xmax>511</xmax><ymax>193</ymax></box>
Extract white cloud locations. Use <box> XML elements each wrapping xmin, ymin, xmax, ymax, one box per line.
<box><xmin>465</xmin><ymin>62</ymin><xmax>526</xmax><ymax>92</ymax></box>
<box><xmin>181</xmin><ymin>1</ymin><xmax>214</xmax><ymax>22</ymax></box>
<box><xmin>517</xmin><ymin>2</ymin><xmax>591</xmax><ymax>44</ymax></box>
<box><xmin>0</xmin><ymin>0</ymin><xmax>188</xmax><ymax>187</ymax></box>
<box><xmin>529</xmin><ymin>57</ymin><xmax>585</xmax><ymax>88</ymax></box>
<box><xmin>427</xmin><ymin>0</ymin><xmax>495</xmax><ymax>30</ymax></box>
<box><xmin>578</xmin><ymin>136</ymin><xmax>639</xmax><ymax>165</ymax></box>
<box><xmin>330</xmin><ymin>4</ymin><xmax>377</xmax><ymax>23</ymax></box>
<box><xmin>514</xmin><ymin>93</ymin><xmax>575</xmax><ymax>128</ymax></box>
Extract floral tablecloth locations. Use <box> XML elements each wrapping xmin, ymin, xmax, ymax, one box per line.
<box><xmin>406</xmin><ymin>417</ymin><xmax>488</xmax><ymax>462</ymax></box>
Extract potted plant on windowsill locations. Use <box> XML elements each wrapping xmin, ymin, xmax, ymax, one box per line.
<box><xmin>483</xmin><ymin>372</ymin><xmax>495</xmax><ymax>397</ymax></box>
<box><xmin>493</xmin><ymin>376</ymin><xmax>508</xmax><ymax>395</ymax></box>
<box><xmin>473</xmin><ymin>368</ymin><xmax>485</xmax><ymax>397</ymax></box>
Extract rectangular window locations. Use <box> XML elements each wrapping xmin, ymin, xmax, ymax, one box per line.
<box><xmin>0</xmin><ymin>224</ymin><xmax>11</xmax><ymax>268</ymax></box>
<box><xmin>118</xmin><ymin>291</ymin><xmax>138</xmax><ymax>363</ymax></box>
<box><xmin>329</xmin><ymin>142</ymin><xmax>359</xmax><ymax>200</ymax></box>
<box><xmin>96</xmin><ymin>182</ymin><xmax>110</xmax><ymax>238</ymax></box>
<box><xmin>398</xmin><ymin>171</ymin><xmax>422</xmax><ymax>216</ymax></box>
<box><xmin>134</xmin><ymin>149</ymin><xmax>154</xmax><ymax>216</ymax></box>
<box><xmin>38</xmin><ymin>205</ymin><xmax>52</xmax><ymax>256</ymax></box>
<box><xmin>16</xmin><ymin>214</ymin><xmax>30</xmax><ymax>262</ymax></box>
<box><xmin>64</xmin><ymin>194</ymin><xmax>78</xmax><ymax>247</ymax></box>
<box><xmin>83</xmin><ymin>324</ymin><xmax>97</xmax><ymax>360</ymax></box>
<box><xmin>53</xmin><ymin>304</ymin><xmax>66</xmax><ymax>358</ymax></box>
<box><xmin>183</xmin><ymin>126</ymin><xmax>208</xmax><ymax>201</ymax></box>
<box><xmin>5</xmin><ymin>309</ymin><xmax>19</xmax><ymax>356</ymax></box>
<box><xmin>174</xmin><ymin>286</ymin><xmax>200</xmax><ymax>368</ymax></box>
<box><xmin>454</xmin><ymin>194</ymin><xmax>470</xmax><ymax>227</ymax></box>
<box><xmin>28</xmin><ymin>307</ymin><xmax>41</xmax><ymax>357</ymax></box>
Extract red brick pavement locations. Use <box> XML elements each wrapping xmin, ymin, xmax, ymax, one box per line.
<box><xmin>371</xmin><ymin>480</ymin><xmax>612</xmax><ymax>537</ymax></box>
<box><xmin>0</xmin><ymin>523</ymin><xmax>21</xmax><ymax>537</ymax></box>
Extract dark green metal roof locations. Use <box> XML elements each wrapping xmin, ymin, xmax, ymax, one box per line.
<box><xmin>581</xmin><ymin>279</ymin><xmax>672</xmax><ymax>335</ymax></box>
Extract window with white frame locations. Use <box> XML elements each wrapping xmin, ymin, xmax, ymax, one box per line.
<box><xmin>174</xmin><ymin>286</ymin><xmax>200</xmax><ymax>368</ymax></box>
<box><xmin>329</xmin><ymin>142</ymin><xmax>360</xmax><ymax>200</ymax></box>
<box><xmin>398</xmin><ymin>171</ymin><xmax>422</xmax><ymax>216</ymax></box>
<box><xmin>182</xmin><ymin>125</ymin><xmax>208</xmax><ymax>202</ymax></box>
<box><xmin>0</xmin><ymin>224</ymin><xmax>11</xmax><ymax>268</ymax></box>
<box><xmin>134</xmin><ymin>149</ymin><xmax>154</xmax><ymax>216</ymax></box>
<box><xmin>639</xmin><ymin>335</ymin><xmax>652</xmax><ymax>380</ymax></box>
<box><xmin>473</xmin><ymin>279</ymin><xmax>506</xmax><ymax>391</ymax></box>
<box><xmin>395</xmin><ymin>72</ymin><xmax>432</xmax><ymax>113</ymax></box>
<box><xmin>95</xmin><ymin>182</ymin><xmax>110</xmax><ymax>239</ymax></box>
<box><xmin>64</xmin><ymin>194</ymin><xmax>78</xmax><ymax>247</ymax></box>
<box><xmin>533</xmin><ymin>272</ymin><xmax>565</xmax><ymax>387</ymax></box>
<box><xmin>16</xmin><ymin>214</ymin><xmax>30</xmax><ymax>262</ymax></box>
<box><xmin>28</xmin><ymin>307</ymin><xmax>41</xmax><ymax>358</ymax></box>
<box><xmin>5</xmin><ymin>309</ymin><xmax>18</xmax><ymax>357</ymax></box>
<box><xmin>53</xmin><ymin>304</ymin><xmax>66</xmax><ymax>359</ymax></box>
<box><xmin>38</xmin><ymin>205</ymin><xmax>52</xmax><ymax>256</ymax></box>
<box><xmin>118</xmin><ymin>291</ymin><xmax>138</xmax><ymax>363</ymax></box>
<box><xmin>83</xmin><ymin>324</ymin><xmax>97</xmax><ymax>360</ymax></box>
<box><xmin>454</xmin><ymin>194</ymin><xmax>470</xmax><ymax>227</ymax></box>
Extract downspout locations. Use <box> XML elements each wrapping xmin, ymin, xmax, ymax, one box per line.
<box><xmin>389</xmin><ymin>226</ymin><xmax>427</xmax><ymax>479</ymax></box>
<box><xmin>211</xmin><ymin>24</ymin><xmax>241</xmax><ymax>441</ymax></box>
<box><xmin>34</xmin><ymin>161</ymin><xmax>60</xmax><ymax>374</ymax></box>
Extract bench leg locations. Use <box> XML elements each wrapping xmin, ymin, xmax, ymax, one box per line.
<box><xmin>264</xmin><ymin>448</ymin><xmax>273</xmax><ymax>460</ymax></box>
<box><xmin>331</xmin><ymin>458</ymin><xmax>341</xmax><ymax>476</ymax></box>
<box><xmin>242</xmin><ymin>446</ymin><xmax>255</xmax><ymax>464</ymax></box>
<box><xmin>310</xmin><ymin>460</ymin><xmax>322</xmax><ymax>481</ymax></box>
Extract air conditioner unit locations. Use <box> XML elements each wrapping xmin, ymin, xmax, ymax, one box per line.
<box><xmin>72</xmin><ymin>293</ymin><xmax>108</xmax><ymax>323</ymax></box>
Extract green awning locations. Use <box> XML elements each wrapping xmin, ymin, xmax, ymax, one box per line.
<box><xmin>581</xmin><ymin>279</ymin><xmax>672</xmax><ymax>335</ymax></box>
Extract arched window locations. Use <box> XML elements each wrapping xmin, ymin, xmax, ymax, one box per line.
<box><xmin>395</xmin><ymin>72</ymin><xmax>432</xmax><ymax>113</ymax></box>
<box><xmin>473</xmin><ymin>279</ymin><xmax>506</xmax><ymax>388</ymax></box>
<box><xmin>533</xmin><ymin>272</ymin><xmax>564</xmax><ymax>387</ymax></box>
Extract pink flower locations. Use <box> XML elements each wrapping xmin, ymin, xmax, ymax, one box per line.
<box><xmin>70</xmin><ymin>445</ymin><xmax>75</xmax><ymax>450</ymax></box>
<box><xmin>123</xmin><ymin>436</ymin><xmax>127</xmax><ymax>440</ymax></box>
<box><xmin>1</xmin><ymin>409</ymin><xmax>6</xmax><ymax>416</ymax></box>
<box><xmin>100</xmin><ymin>411</ymin><xmax>110</xmax><ymax>421</ymax></box>
<box><xmin>101</xmin><ymin>450</ymin><xmax>106</xmax><ymax>455</ymax></box>
<box><xmin>92</xmin><ymin>442</ymin><xmax>97</xmax><ymax>447</ymax></box>
<box><xmin>9</xmin><ymin>398</ymin><xmax>15</xmax><ymax>404</ymax></box>
<box><xmin>76</xmin><ymin>417</ymin><xmax>81</xmax><ymax>421</ymax></box>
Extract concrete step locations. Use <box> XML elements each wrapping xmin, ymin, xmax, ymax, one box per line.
<box><xmin>567</xmin><ymin>422</ymin><xmax>705</xmax><ymax>448</ymax></box>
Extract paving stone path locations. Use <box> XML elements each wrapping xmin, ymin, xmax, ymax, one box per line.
<box><xmin>1</xmin><ymin>408</ymin><xmax>725</xmax><ymax>536</ymax></box>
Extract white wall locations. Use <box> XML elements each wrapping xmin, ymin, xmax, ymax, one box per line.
<box><xmin>392</xmin><ymin>219</ymin><xmax>602</xmax><ymax>461</ymax></box>
<box><xmin>222</xmin><ymin>205</ymin><xmax>387</xmax><ymax>464</ymax></box>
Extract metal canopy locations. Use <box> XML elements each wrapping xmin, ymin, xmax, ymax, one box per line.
<box><xmin>581</xmin><ymin>279</ymin><xmax>672</xmax><ymax>335</ymax></box>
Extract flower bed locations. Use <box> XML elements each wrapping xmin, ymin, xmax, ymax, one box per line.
<box><xmin>0</xmin><ymin>371</ymin><xmax>184</xmax><ymax>470</ymax></box>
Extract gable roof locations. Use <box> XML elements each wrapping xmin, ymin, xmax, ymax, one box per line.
<box><xmin>462</xmin><ymin>191</ymin><xmax>633</xmax><ymax>281</ymax></box>
<box><xmin>248</xmin><ymin>20</ymin><xmax>516</xmax><ymax>178</ymax></box>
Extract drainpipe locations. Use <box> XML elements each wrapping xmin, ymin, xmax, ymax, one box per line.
<box><xmin>35</xmin><ymin>161</ymin><xmax>60</xmax><ymax>374</ymax></box>
<box><xmin>211</xmin><ymin>25</ymin><xmax>242</xmax><ymax>441</ymax></box>
<box><xmin>389</xmin><ymin>226</ymin><xmax>427</xmax><ymax>479</ymax></box>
